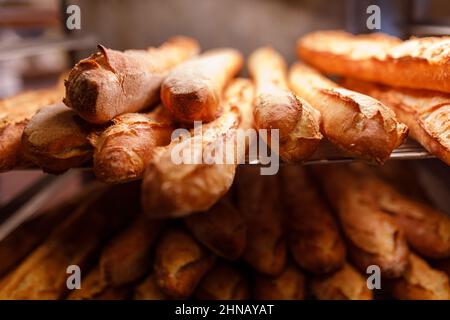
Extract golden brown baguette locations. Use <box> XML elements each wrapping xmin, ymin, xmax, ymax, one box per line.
<box><xmin>280</xmin><ymin>166</ymin><xmax>346</xmax><ymax>274</ymax></box>
<box><xmin>0</xmin><ymin>86</ymin><xmax>63</xmax><ymax>171</ymax></box>
<box><xmin>64</xmin><ymin>37</ymin><xmax>199</xmax><ymax>124</ymax></box>
<box><xmin>248</xmin><ymin>47</ymin><xmax>322</xmax><ymax>162</ymax></box>
<box><xmin>67</xmin><ymin>266</ymin><xmax>130</xmax><ymax>300</ymax></box>
<box><xmin>289</xmin><ymin>63</ymin><xmax>408</xmax><ymax>164</ymax></box>
<box><xmin>154</xmin><ymin>228</ymin><xmax>216</xmax><ymax>299</ymax></box>
<box><xmin>133</xmin><ymin>273</ymin><xmax>168</xmax><ymax>300</ymax></box>
<box><xmin>161</xmin><ymin>48</ymin><xmax>243</xmax><ymax>123</ymax></box>
<box><xmin>142</xmin><ymin>78</ymin><xmax>254</xmax><ymax>218</ymax></box>
<box><xmin>389</xmin><ymin>253</ymin><xmax>450</xmax><ymax>300</ymax></box>
<box><xmin>195</xmin><ymin>262</ymin><xmax>250</xmax><ymax>300</ymax></box>
<box><xmin>314</xmin><ymin>165</ymin><xmax>409</xmax><ymax>278</ymax></box>
<box><xmin>297</xmin><ymin>30</ymin><xmax>450</xmax><ymax>93</ymax></box>
<box><xmin>0</xmin><ymin>183</ymin><xmax>101</xmax><ymax>277</ymax></box>
<box><xmin>311</xmin><ymin>263</ymin><xmax>373</xmax><ymax>300</ymax></box>
<box><xmin>89</xmin><ymin>106</ymin><xmax>174</xmax><ymax>183</ymax></box>
<box><xmin>0</xmin><ymin>183</ymin><xmax>139</xmax><ymax>299</ymax></box>
<box><xmin>235</xmin><ymin>166</ymin><xmax>286</xmax><ymax>276</ymax></box>
<box><xmin>184</xmin><ymin>199</ymin><xmax>246</xmax><ymax>260</ymax></box>
<box><xmin>343</xmin><ymin>78</ymin><xmax>450</xmax><ymax>165</ymax></box>
<box><xmin>349</xmin><ymin>164</ymin><xmax>450</xmax><ymax>259</ymax></box>
<box><xmin>253</xmin><ymin>264</ymin><xmax>306</xmax><ymax>300</ymax></box>
<box><xmin>21</xmin><ymin>103</ymin><xmax>96</xmax><ymax>173</ymax></box>
<box><xmin>99</xmin><ymin>218</ymin><xmax>162</xmax><ymax>287</ymax></box>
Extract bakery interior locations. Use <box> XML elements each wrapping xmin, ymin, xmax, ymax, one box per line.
<box><xmin>0</xmin><ymin>0</ymin><xmax>449</xmax><ymax>300</ymax></box>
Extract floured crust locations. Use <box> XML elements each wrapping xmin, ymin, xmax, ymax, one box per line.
<box><xmin>311</xmin><ymin>263</ymin><xmax>373</xmax><ymax>300</ymax></box>
<box><xmin>343</xmin><ymin>78</ymin><xmax>450</xmax><ymax>165</ymax></box>
<box><xmin>0</xmin><ymin>87</ymin><xmax>63</xmax><ymax>171</ymax></box>
<box><xmin>391</xmin><ymin>253</ymin><xmax>450</xmax><ymax>300</ymax></box>
<box><xmin>249</xmin><ymin>47</ymin><xmax>322</xmax><ymax>162</ymax></box>
<box><xmin>141</xmin><ymin>79</ymin><xmax>254</xmax><ymax>218</ymax></box>
<box><xmin>161</xmin><ymin>48</ymin><xmax>243</xmax><ymax>123</ymax></box>
<box><xmin>297</xmin><ymin>30</ymin><xmax>450</xmax><ymax>93</ymax></box>
<box><xmin>289</xmin><ymin>63</ymin><xmax>408</xmax><ymax>164</ymax></box>
<box><xmin>21</xmin><ymin>103</ymin><xmax>94</xmax><ymax>173</ymax></box>
<box><xmin>89</xmin><ymin>106</ymin><xmax>174</xmax><ymax>183</ymax></box>
<box><xmin>65</xmin><ymin>36</ymin><xmax>199</xmax><ymax>124</ymax></box>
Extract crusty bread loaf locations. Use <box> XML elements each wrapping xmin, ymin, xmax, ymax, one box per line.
<box><xmin>235</xmin><ymin>166</ymin><xmax>286</xmax><ymax>276</ymax></box>
<box><xmin>297</xmin><ymin>30</ymin><xmax>450</xmax><ymax>93</ymax></box>
<box><xmin>195</xmin><ymin>262</ymin><xmax>250</xmax><ymax>300</ymax></box>
<box><xmin>141</xmin><ymin>78</ymin><xmax>254</xmax><ymax>218</ymax></box>
<box><xmin>185</xmin><ymin>199</ymin><xmax>246</xmax><ymax>260</ymax></box>
<box><xmin>390</xmin><ymin>253</ymin><xmax>450</xmax><ymax>300</ymax></box>
<box><xmin>67</xmin><ymin>266</ymin><xmax>130</xmax><ymax>300</ymax></box>
<box><xmin>248</xmin><ymin>47</ymin><xmax>322</xmax><ymax>162</ymax></box>
<box><xmin>343</xmin><ymin>78</ymin><xmax>450</xmax><ymax>165</ymax></box>
<box><xmin>161</xmin><ymin>48</ymin><xmax>243</xmax><ymax>123</ymax></box>
<box><xmin>313</xmin><ymin>165</ymin><xmax>409</xmax><ymax>278</ymax></box>
<box><xmin>99</xmin><ymin>218</ymin><xmax>162</xmax><ymax>287</ymax></box>
<box><xmin>133</xmin><ymin>273</ymin><xmax>168</xmax><ymax>300</ymax></box>
<box><xmin>0</xmin><ymin>87</ymin><xmax>63</xmax><ymax>171</ymax></box>
<box><xmin>21</xmin><ymin>103</ymin><xmax>95</xmax><ymax>173</ymax></box>
<box><xmin>280</xmin><ymin>166</ymin><xmax>346</xmax><ymax>274</ymax></box>
<box><xmin>89</xmin><ymin>106</ymin><xmax>174</xmax><ymax>183</ymax></box>
<box><xmin>153</xmin><ymin>228</ymin><xmax>216</xmax><ymax>299</ymax></box>
<box><xmin>253</xmin><ymin>264</ymin><xmax>306</xmax><ymax>300</ymax></box>
<box><xmin>65</xmin><ymin>37</ymin><xmax>199</xmax><ymax>124</ymax></box>
<box><xmin>0</xmin><ymin>184</ymin><xmax>138</xmax><ymax>299</ymax></box>
<box><xmin>289</xmin><ymin>62</ymin><xmax>408</xmax><ymax>164</ymax></box>
<box><xmin>311</xmin><ymin>263</ymin><xmax>373</xmax><ymax>300</ymax></box>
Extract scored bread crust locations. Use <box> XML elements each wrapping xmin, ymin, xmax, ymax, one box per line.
<box><xmin>0</xmin><ymin>87</ymin><xmax>63</xmax><ymax>171</ymax></box>
<box><xmin>297</xmin><ymin>30</ymin><xmax>450</xmax><ymax>93</ymax></box>
<box><xmin>161</xmin><ymin>48</ymin><xmax>243</xmax><ymax>123</ymax></box>
<box><xmin>248</xmin><ymin>47</ymin><xmax>322</xmax><ymax>162</ymax></box>
<box><xmin>289</xmin><ymin>62</ymin><xmax>408</xmax><ymax>164</ymax></box>
<box><xmin>65</xmin><ymin>37</ymin><xmax>199</xmax><ymax>124</ymax></box>
<box><xmin>21</xmin><ymin>103</ymin><xmax>94</xmax><ymax>173</ymax></box>
<box><xmin>343</xmin><ymin>78</ymin><xmax>450</xmax><ymax>165</ymax></box>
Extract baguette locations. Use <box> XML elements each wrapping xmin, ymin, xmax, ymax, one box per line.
<box><xmin>99</xmin><ymin>218</ymin><xmax>162</xmax><ymax>287</ymax></box>
<box><xmin>253</xmin><ymin>264</ymin><xmax>306</xmax><ymax>300</ymax></box>
<box><xmin>0</xmin><ymin>86</ymin><xmax>63</xmax><ymax>171</ymax></box>
<box><xmin>311</xmin><ymin>263</ymin><xmax>373</xmax><ymax>300</ymax></box>
<box><xmin>161</xmin><ymin>48</ymin><xmax>243</xmax><ymax>122</ymax></box>
<box><xmin>21</xmin><ymin>103</ymin><xmax>96</xmax><ymax>173</ymax></box>
<box><xmin>235</xmin><ymin>166</ymin><xmax>286</xmax><ymax>276</ymax></box>
<box><xmin>298</xmin><ymin>31</ymin><xmax>450</xmax><ymax>93</ymax></box>
<box><xmin>133</xmin><ymin>273</ymin><xmax>168</xmax><ymax>300</ymax></box>
<box><xmin>390</xmin><ymin>253</ymin><xmax>450</xmax><ymax>300</ymax></box>
<box><xmin>67</xmin><ymin>266</ymin><xmax>130</xmax><ymax>300</ymax></box>
<box><xmin>343</xmin><ymin>78</ymin><xmax>450</xmax><ymax>165</ymax></box>
<box><xmin>184</xmin><ymin>199</ymin><xmax>246</xmax><ymax>260</ymax></box>
<box><xmin>248</xmin><ymin>47</ymin><xmax>322</xmax><ymax>162</ymax></box>
<box><xmin>350</xmin><ymin>164</ymin><xmax>450</xmax><ymax>259</ymax></box>
<box><xmin>153</xmin><ymin>228</ymin><xmax>216</xmax><ymax>299</ymax></box>
<box><xmin>89</xmin><ymin>106</ymin><xmax>174</xmax><ymax>183</ymax></box>
<box><xmin>195</xmin><ymin>262</ymin><xmax>250</xmax><ymax>300</ymax></box>
<box><xmin>289</xmin><ymin>62</ymin><xmax>408</xmax><ymax>164</ymax></box>
<box><xmin>313</xmin><ymin>165</ymin><xmax>409</xmax><ymax>278</ymax></box>
<box><xmin>0</xmin><ymin>184</ymin><xmax>138</xmax><ymax>299</ymax></box>
<box><xmin>280</xmin><ymin>166</ymin><xmax>346</xmax><ymax>274</ymax></box>
<box><xmin>65</xmin><ymin>36</ymin><xmax>199</xmax><ymax>124</ymax></box>
<box><xmin>141</xmin><ymin>78</ymin><xmax>254</xmax><ymax>218</ymax></box>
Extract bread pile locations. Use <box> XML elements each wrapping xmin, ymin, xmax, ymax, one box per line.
<box><xmin>0</xmin><ymin>163</ymin><xmax>449</xmax><ymax>300</ymax></box>
<box><xmin>0</xmin><ymin>31</ymin><xmax>449</xmax><ymax>300</ymax></box>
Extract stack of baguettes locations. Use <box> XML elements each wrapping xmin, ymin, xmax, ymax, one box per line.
<box><xmin>0</xmin><ymin>163</ymin><xmax>449</xmax><ymax>300</ymax></box>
